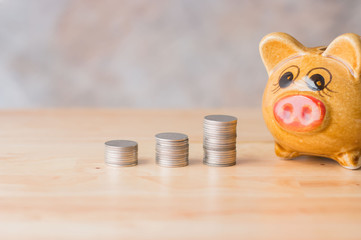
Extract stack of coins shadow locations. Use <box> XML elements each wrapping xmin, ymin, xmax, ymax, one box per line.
<box><xmin>105</xmin><ymin>140</ymin><xmax>138</xmax><ymax>167</ymax></box>
<box><xmin>203</xmin><ymin>115</ymin><xmax>237</xmax><ymax>167</ymax></box>
<box><xmin>155</xmin><ymin>132</ymin><xmax>189</xmax><ymax>167</ymax></box>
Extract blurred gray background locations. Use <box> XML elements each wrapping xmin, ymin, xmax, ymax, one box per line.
<box><xmin>0</xmin><ymin>0</ymin><xmax>360</xmax><ymax>108</ymax></box>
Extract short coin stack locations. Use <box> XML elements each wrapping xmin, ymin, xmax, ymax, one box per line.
<box><xmin>203</xmin><ymin>114</ymin><xmax>237</xmax><ymax>167</ymax></box>
<box><xmin>155</xmin><ymin>132</ymin><xmax>189</xmax><ymax>167</ymax></box>
<box><xmin>105</xmin><ymin>140</ymin><xmax>138</xmax><ymax>167</ymax></box>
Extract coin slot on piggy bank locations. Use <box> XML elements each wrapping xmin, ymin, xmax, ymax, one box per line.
<box><xmin>260</xmin><ymin>32</ymin><xmax>361</xmax><ymax>169</ymax></box>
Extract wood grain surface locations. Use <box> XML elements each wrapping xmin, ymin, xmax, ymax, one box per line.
<box><xmin>0</xmin><ymin>109</ymin><xmax>360</xmax><ymax>240</ymax></box>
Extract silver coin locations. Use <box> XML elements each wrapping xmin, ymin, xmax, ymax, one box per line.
<box><xmin>106</xmin><ymin>162</ymin><xmax>138</xmax><ymax>167</ymax></box>
<box><xmin>156</xmin><ymin>156</ymin><xmax>188</xmax><ymax>160</ymax></box>
<box><xmin>157</xmin><ymin>162</ymin><xmax>188</xmax><ymax>166</ymax></box>
<box><xmin>204</xmin><ymin>114</ymin><xmax>237</xmax><ymax>123</ymax></box>
<box><xmin>157</xmin><ymin>163</ymin><xmax>188</xmax><ymax>167</ymax></box>
<box><xmin>106</xmin><ymin>157</ymin><xmax>135</xmax><ymax>161</ymax></box>
<box><xmin>204</xmin><ymin>125</ymin><xmax>237</xmax><ymax>129</ymax></box>
<box><xmin>156</xmin><ymin>155</ymin><xmax>189</xmax><ymax>159</ymax></box>
<box><xmin>203</xmin><ymin>136</ymin><xmax>237</xmax><ymax>143</ymax></box>
<box><xmin>156</xmin><ymin>145</ymin><xmax>189</xmax><ymax>150</ymax></box>
<box><xmin>204</xmin><ymin>157</ymin><xmax>236</xmax><ymax>162</ymax></box>
<box><xmin>204</xmin><ymin>154</ymin><xmax>236</xmax><ymax>159</ymax></box>
<box><xmin>105</xmin><ymin>140</ymin><xmax>137</xmax><ymax>148</ymax></box>
<box><xmin>156</xmin><ymin>156</ymin><xmax>188</xmax><ymax>159</ymax></box>
<box><xmin>156</xmin><ymin>143</ymin><xmax>188</xmax><ymax>146</ymax></box>
<box><xmin>105</xmin><ymin>139</ymin><xmax>138</xmax><ymax>167</ymax></box>
<box><xmin>156</xmin><ymin>149</ymin><xmax>189</xmax><ymax>153</ymax></box>
<box><xmin>203</xmin><ymin>114</ymin><xmax>237</xmax><ymax>167</ymax></box>
<box><xmin>105</xmin><ymin>160</ymin><xmax>137</xmax><ymax>165</ymax></box>
<box><xmin>156</xmin><ymin>159</ymin><xmax>188</xmax><ymax>164</ymax></box>
<box><xmin>204</xmin><ymin>144</ymin><xmax>236</xmax><ymax>149</ymax></box>
<box><xmin>204</xmin><ymin>155</ymin><xmax>235</xmax><ymax>159</ymax></box>
<box><xmin>204</xmin><ymin>158</ymin><xmax>235</xmax><ymax>163</ymax></box>
<box><xmin>105</xmin><ymin>146</ymin><xmax>137</xmax><ymax>153</ymax></box>
<box><xmin>157</xmin><ymin>163</ymin><xmax>187</xmax><ymax>167</ymax></box>
<box><xmin>156</xmin><ymin>158</ymin><xmax>188</xmax><ymax>162</ymax></box>
<box><xmin>203</xmin><ymin>143</ymin><xmax>236</xmax><ymax>148</ymax></box>
<box><xmin>203</xmin><ymin>139</ymin><xmax>236</xmax><ymax>144</ymax></box>
<box><xmin>106</xmin><ymin>145</ymin><xmax>138</xmax><ymax>149</ymax></box>
<box><xmin>204</xmin><ymin>159</ymin><xmax>235</xmax><ymax>163</ymax></box>
<box><xmin>204</xmin><ymin>153</ymin><xmax>236</xmax><ymax>158</ymax></box>
<box><xmin>156</xmin><ymin>157</ymin><xmax>188</xmax><ymax>162</ymax></box>
<box><xmin>105</xmin><ymin>155</ymin><xmax>137</xmax><ymax>159</ymax></box>
<box><xmin>204</xmin><ymin>133</ymin><xmax>236</xmax><ymax>137</ymax></box>
<box><xmin>203</xmin><ymin>161</ymin><xmax>235</xmax><ymax>167</ymax></box>
<box><xmin>204</xmin><ymin>139</ymin><xmax>236</xmax><ymax>143</ymax></box>
<box><xmin>203</xmin><ymin>148</ymin><xmax>237</xmax><ymax>154</ymax></box>
<box><xmin>204</xmin><ymin>156</ymin><xmax>236</xmax><ymax>160</ymax></box>
<box><xmin>105</xmin><ymin>151</ymin><xmax>137</xmax><ymax>155</ymax></box>
<box><xmin>156</xmin><ymin>139</ymin><xmax>188</xmax><ymax>143</ymax></box>
<box><xmin>204</xmin><ymin>131</ymin><xmax>236</xmax><ymax>135</ymax></box>
<box><xmin>156</xmin><ymin>139</ymin><xmax>188</xmax><ymax>142</ymax></box>
<box><xmin>105</xmin><ymin>156</ymin><xmax>137</xmax><ymax>161</ymax></box>
<box><xmin>156</xmin><ymin>152</ymin><xmax>189</xmax><ymax>156</ymax></box>
<box><xmin>156</xmin><ymin>148</ymin><xmax>189</xmax><ymax>153</ymax></box>
<box><xmin>155</xmin><ymin>132</ymin><xmax>189</xmax><ymax>167</ymax></box>
<box><xmin>105</xmin><ymin>158</ymin><xmax>137</xmax><ymax>163</ymax></box>
<box><xmin>156</xmin><ymin>144</ymin><xmax>189</xmax><ymax>149</ymax></box>
<box><xmin>204</xmin><ymin>148</ymin><xmax>235</xmax><ymax>152</ymax></box>
<box><xmin>155</xmin><ymin>132</ymin><xmax>188</xmax><ymax>141</ymax></box>
<box><xmin>157</xmin><ymin>153</ymin><xmax>188</xmax><ymax>156</ymax></box>
<box><xmin>204</xmin><ymin>129</ymin><xmax>237</xmax><ymax>133</ymax></box>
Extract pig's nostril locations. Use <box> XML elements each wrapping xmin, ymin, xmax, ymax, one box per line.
<box><xmin>282</xmin><ymin>104</ymin><xmax>293</xmax><ymax>120</ymax></box>
<box><xmin>301</xmin><ymin>106</ymin><xmax>312</xmax><ymax>123</ymax></box>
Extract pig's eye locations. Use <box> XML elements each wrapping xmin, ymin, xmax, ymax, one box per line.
<box><xmin>278</xmin><ymin>65</ymin><xmax>300</xmax><ymax>89</ymax></box>
<box><xmin>307</xmin><ymin>74</ymin><xmax>325</xmax><ymax>91</ymax></box>
<box><xmin>279</xmin><ymin>72</ymin><xmax>293</xmax><ymax>88</ymax></box>
<box><xmin>306</xmin><ymin>67</ymin><xmax>332</xmax><ymax>93</ymax></box>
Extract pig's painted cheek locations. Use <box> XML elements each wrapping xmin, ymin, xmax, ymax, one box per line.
<box><xmin>273</xmin><ymin>95</ymin><xmax>326</xmax><ymax>132</ymax></box>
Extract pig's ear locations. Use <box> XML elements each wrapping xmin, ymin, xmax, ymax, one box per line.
<box><xmin>323</xmin><ymin>33</ymin><xmax>361</xmax><ymax>78</ymax></box>
<box><xmin>259</xmin><ymin>32</ymin><xmax>306</xmax><ymax>75</ymax></box>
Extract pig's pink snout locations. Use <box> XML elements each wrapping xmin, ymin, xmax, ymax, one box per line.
<box><xmin>273</xmin><ymin>95</ymin><xmax>326</xmax><ymax>132</ymax></box>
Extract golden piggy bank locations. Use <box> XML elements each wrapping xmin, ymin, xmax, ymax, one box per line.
<box><xmin>260</xmin><ymin>32</ymin><xmax>361</xmax><ymax>169</ymax></box>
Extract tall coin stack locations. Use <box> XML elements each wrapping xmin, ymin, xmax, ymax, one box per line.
<box><xmin>203</xmin><ymin>115</ymin><xmax>237</xmax><ymax>167</ymax></box>
<box><xmin>155</xmin><ymin>132</ymin><xmax>189</xmax><ymax>167</ymax></box>
<box><xmin>105</xmin><ymin>140</ymin><xmax>138</xmax><ymax>167</ymax></box>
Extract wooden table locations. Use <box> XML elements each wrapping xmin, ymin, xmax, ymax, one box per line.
<box><xmin>1</xmin><ymin>109</ymin><xmax>360</xmax><ymax>240</ymax></box>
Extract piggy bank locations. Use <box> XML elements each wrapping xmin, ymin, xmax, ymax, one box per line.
<box><xmin>260</xmin><ymin>32</ymin><xmax>361</xmax><ymax>169</ymax></box>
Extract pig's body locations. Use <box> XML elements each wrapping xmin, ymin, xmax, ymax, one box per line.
<box><xmin>260</xmin><ymin>32</ymin><xmax>361</xmax><ymax>169</ymax></box>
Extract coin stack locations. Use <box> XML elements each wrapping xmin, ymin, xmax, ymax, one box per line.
<box><xmin>105</xmin><ymin>140</ymin><xmax>138</xmax><ymax>167</ymax></box>
<box><xmin>203</xmin><ymin>115</ymin><xmax>237</xmax><ymax>167</ymax></box>
<box><xmin>155</xmin><ymin>132</ymin><xmax>189</xmax><ymax>167</ymax></box>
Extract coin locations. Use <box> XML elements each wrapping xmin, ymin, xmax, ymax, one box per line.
<box><xmin>203</xmin><ymin>115</ymin><xmax>237</xmax><ymax>167</ymax></box>
<box><xmin>104</xmin><ymin>140</ymin><xmax>138</xmax><ymax>167</ymax></box>
<box><xmin>156</xmin><ymin>132</ymin><xmax>188</xmax><ymax>141</ymax></box>
<box><xmin>204</xmin><ymin>114</ymin><xmax>237</xmax><ymax>124</ymax></box>
<box><xmin>155</xmin><ymin>132</ymin><xmax>189</xmax><ymax>168</ymax></box>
